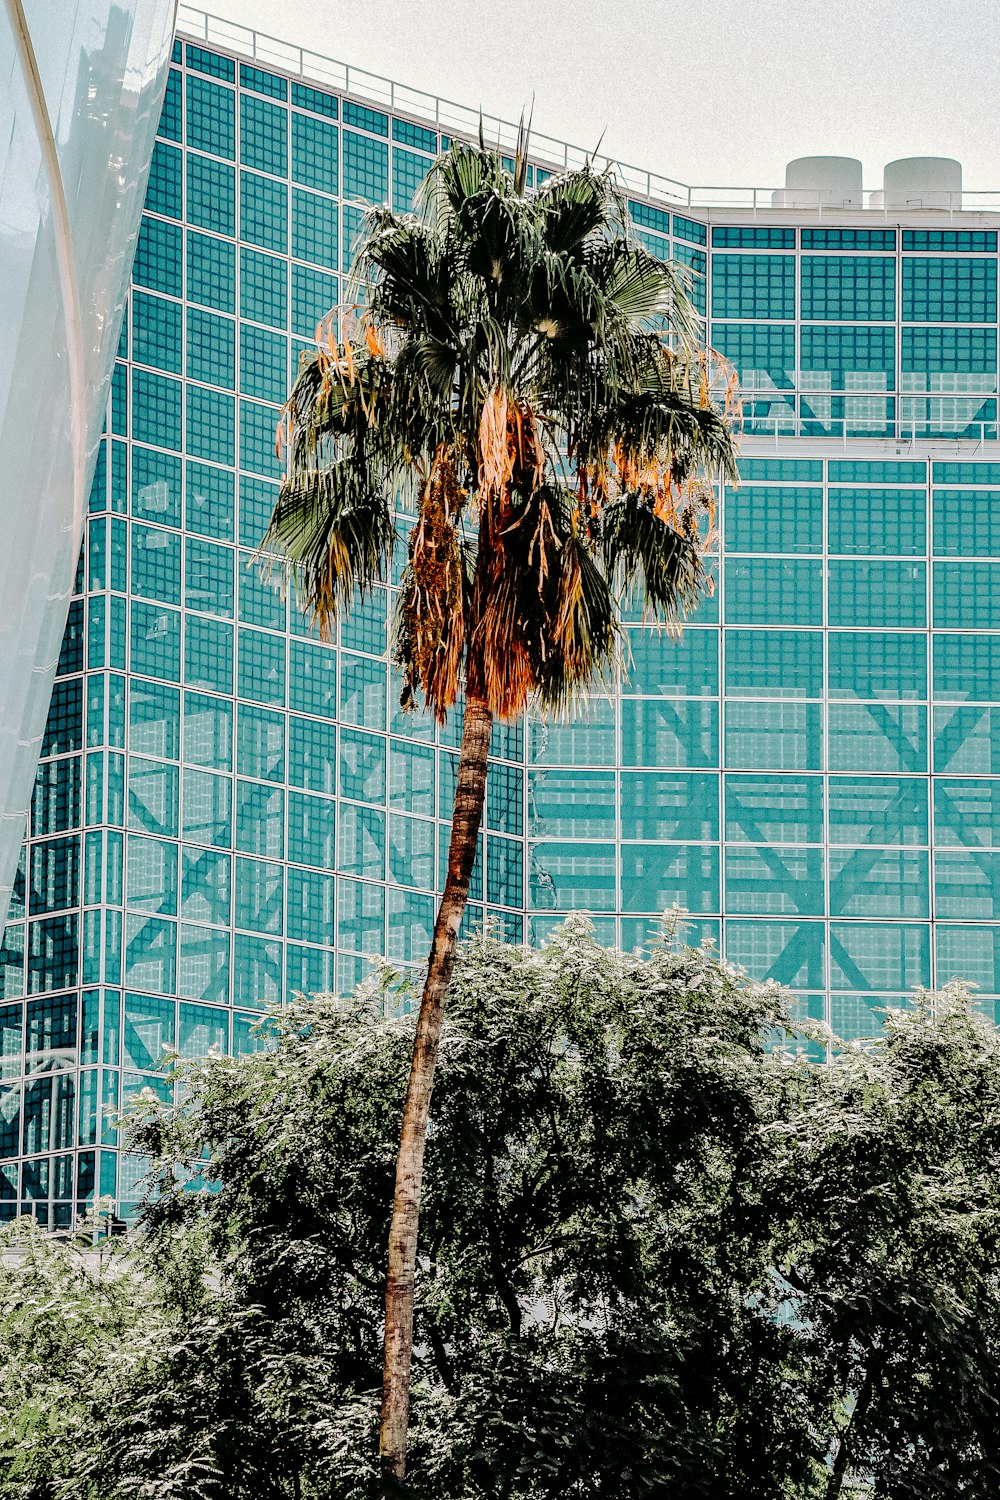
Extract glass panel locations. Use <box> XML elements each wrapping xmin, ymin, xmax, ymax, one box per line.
<box><xmin>935</xmin><ymin>562</ymin><xmax>1000</xmax><ymax>629</ymax></box>
<box><xmin>724</xmin><ymin>919</ymin><xmax>825</xmax><ymax>989</ymax></box>
<box><xmin>934</xmin><ymin>706</ymin><xmax>1000</xmax><ymax>775</ymax></box>
<box><xmin>179</xmin><ymin>1000</ymin><xmax>229</xmax><ymax>1057</ymax></box>
<box><xmin>725</xmin><ymin>775</ymin><xmax>823</xmax><ymax>844</ymax></box>
<box><xmin>234</xmin><ymin>859</ymin><xmax>283</xmax><ymax>934</ymax></box>
<box><xmin>828</xmin><ymin>633</ymin><xmax>926</xmax><ymax>701</ymax></box>
<box><xmin>936</xmin><ymin>926</ymin><xmax>1000</xmax><ymax>992</ymax></box>
<box><xmin>529</xmin><ymin>770</ymin><xmax>616</xmax><ymax>839</ymax></box>
<box><xmin>235</xmin><ymin>782</ymin><xmax>284</xmax><ymax>859</ymax></box>
<box><xmin>180</xmin><ymin>847</ymin><xmax>230</xmax><ymax>925</ymax></box>
<box><xmin>829</xmin><ymin>922</ymin><xmax>930</xmax><ymax>992</ymax></box>
<box><xmin>799</xmin><ymin>325</ymin><xmax>895</xmax><ymax>387</ymax></box>
<box><xmin>725</xmin><ymin>560</ymin><xmax>822</xmax><ymax>625</ymax></box>
<box><xmin>125</xmin><ymin>836</ymin><xmax>177</xmax><ymax>915</ymax></box>
<box><xmin>286</xmin><ymin>868</ymin><xmax>336</xmax><ymax>943</ymax></box>
<box><xmin>903</xmin><ymin>257</ymin><xmax>996</xmax><ymax>322</ymax></box>
<box><xmin>827</xmin><ymin>705</ymin><xmax>927</xmax><ymax>773</ymax></box>
<box><xmin>180</xmin><ymin>768</ymin><xmax>231</xmax><ymax>848</ymax></box>
<box><xmin>934</xmin><ymin>779</ymin><xmax>1000</xmax><ymax>847</ymax></box>
<box><xmin>725</xmin><ymin>631</ymin><xmax>822</xmax><ymax>699</ymax></box>
<box><xmin>389</xmin><ymin>742</ymin><xmax>435</xmax><ymax>817</ymax></box>
<box><xmin>934</xmin><ymin>635</ymin><xmax>1000</xmax><ymax>701</ymax></box>
<box><xmin>711</xmin><ymin>323</ymin><xmax>794</xmax><ymax>390</ymax></box>
<box><xmin>620</xmin><ymin>772</ymin><xmax>719</xmax><ymax>842</ymax></box>
<box><xmin>388</xmin><ymin>815</ymin><xmax>435</xmax><ymax>891</ymax></box>
<box><xmin>531</xmin><ymin>700</ymin><xmax>617</xmax><ymax>765</ymax></box>
<box><xmin>528</xmin><ymin>843</ymin><xmax>617</xmax><ymax>912</ymax></box>
<box><xmin>711</xmin><ymin>256</ymin><xmax>795</xmax><ymax>320</ymax></box>
<box><xmin>724</xmin><ymin>485</ymin><xmax>822</xmax><ymax>554</ymax></box>
<box><xmin>724</xmin><ymin>846</ymin><xmax>824</xmax><ymax>915</ymax></box>
<box><xmin>123</xmin><ymin>916</ymin><xmax>176</xmax><ymax>994</ymax></box>
<box><xmin>934</xmin><ymin>852</ymin><xmax>1000</xmax><ymax>919</ymax></box>
<box><xmin>620</xmin><ymin>844</ymin><xmax>719</xmax><ymax>914</ymax></box>
<box><xmin>625</xmin><ymin>628</ymin><xmax>717</xmax><ymax>696</ymax></box>
<box><xmin>828</xmin><ymin>562</ymin><xmax>925</xmax><ymax>629</ymax></box>
<box><xmin>287</xmin><ymin>792</ymin><xmax>335</xmax><ymax>868</ymax></box>
<box><xmin>233</xmin><ymin>933</ymin><xmax>282</xmax><ymax>1009</ymax></box>
<box><xmin>800</xmin><ymin>257</ymin><xmax>895</xmax><ymax>320</ymax></box>
<box><xmin>122</xmin><ymin>993</ymin><xmax>175</xmax><ymax>1072</ymax></box>
<box><xmin>932</xmin><ymin>487</ymin><xmax>1000</xmax><ymax>558</ymax></box>
<box><xmin>127</xmin><ymin>759</ymin><xmax>179</xmax><ymax>838</ymax></box>
<box><xmin>178</xmin><ymin>929</ymin><xmax>230</xmax><ymax>1005</ymax></box>
<box><xmin>724</xmin><ymin>701</ymin><xmax>822</xmax><ymax>771</ymax></box>
<box><xmin>617</xmin><ymin>699</ymin><xmax>719</xmax><ymax>768</ymax></box>
<box><xmin>387</xmin><ymin>890</ymin><xmax>435</xmax><ymax>963</ymax></box>
<box><xmin>340</xmin><ymin>730</ymin><xmax>386</xmax><ymax>804</ymax></box>
<box><xmin>828</xmin><ymin>488</ymin><xmax>926</xmax><ymax>556</ymax></box>
<box><xmin>338</xmin><ymin>805</ymin><xmax>385</xmax><ymax>880</ymax></box>
<box><xmin>337</xmin><ymin>878</ymin><xmax>385</xmax><ymax>954</ymax></box>
<box><xmin>829</xmin><ymin>777</ymin><xmax>928</xmax><ymax>844</ymax></box>
<box><xmin>828</xmin><ymin>849</ymin><xmax>929</xmax><ymax>917</ymax></box>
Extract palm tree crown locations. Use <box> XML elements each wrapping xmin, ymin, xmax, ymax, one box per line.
<box><xmin>264</xmin><ymin>140</ymin><xmax>738</xmax><ymax>725</ymax></box>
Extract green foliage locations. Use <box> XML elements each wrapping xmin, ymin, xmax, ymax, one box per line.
<box><xmin>3</xmin><ymin>928</ymin><xmax>1000</xmax><ymax>1497</ymax></box>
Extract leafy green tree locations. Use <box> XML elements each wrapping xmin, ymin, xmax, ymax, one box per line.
<box><xmin>760</xmin><ymin>990</ymin><xmax>1000</xmax><ymax>1498</ymax></box>
<box><xmin>261</xmin><ymin>136</ymin><xmax>738</xmax><ymax>1475</ymax></box>
<box><xmin>4</xmin><ymin>929</ymin><xmax>1000</xmax><ymax>1498</ymax></box>
<box><xmin>0</xmin><ymin>1215</ymin><xmax>238</xmax><ymax>1498</ymax></box>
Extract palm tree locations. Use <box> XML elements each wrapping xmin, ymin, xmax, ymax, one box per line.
<box><xmin>262</xmin><ymin>137</ymin><xmax>739</xmax><ymax>1482</ymax></box>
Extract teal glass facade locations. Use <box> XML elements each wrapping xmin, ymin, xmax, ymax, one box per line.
<box><xmin>709</xmin><ymin>224</ymin><xmax>999</xmax><ymax>441</ymax></box>
<box><xmin>3</xmin><ymin>30</ymin><xmax>1000</xmax><ymax>1220</ymax></box>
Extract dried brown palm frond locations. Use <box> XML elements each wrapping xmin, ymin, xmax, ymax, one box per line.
<box><xmin>395</xmin><ymin>448</ymin><xmax>469</xmax><ymax>721</ymax></box>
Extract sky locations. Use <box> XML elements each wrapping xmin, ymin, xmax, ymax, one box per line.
<box><xmin>202</xmin><ymin>0</ymin><xmax>999</xmax><ymax>192</ymax></box>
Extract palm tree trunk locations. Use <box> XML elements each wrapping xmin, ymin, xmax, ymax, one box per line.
<box><xmin>379</xmin><ymin>691</ymin><xmax>494</xmax><ymax>1482</ymax></box>
<box><xmin>826</xmin><ymin>1359</ymin><xmax>878</xmax><ymax>1500</ymax></box>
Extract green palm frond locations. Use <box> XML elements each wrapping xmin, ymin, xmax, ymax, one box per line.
<box><xmin>538</xmin><ymin>524</ymin><xmax>619</xmax><ymax>711</ymax></box>
<box><xmin>512</xmin><ymin>107</ymin><xmax>532</xmax><ymax>197</ymax></box>
<box><xmin>282</xmin><ymin>347</ymin><xmax>397</xmax><ymax>470</ymax></box>
<box><xmin>360</xmin><ymin>219</ymin><xmax>458</xmax><ymax>342</ymax></box>
<box><xmin>598</xmin><ymin>240</ymin><xmax>700</xmax><ymax>342</ymax></box>
<box><xmin>600</xmin><ymin>493</ymin><xmax>707</xmax><ymax>624</ymax></box>
<box><xmin>581</xmin><ymin>384</ymin><xmax>738</xmax><ymax>489</ymax></box>
<box><xmin>416</xmin><ymin>141</ymin><xmax>511</xmax><ymax>231</ymax></box>
<box><xmin>534</xmin><ymin>164</ymin><xmax>614</xmax><ymax>253</ymax></box>
<box><xmin>389</xmin><ymin>336</ymin><xmax>460</xmax><ymax>411</ymax></box>
<box><xmin>471</xmin><ymin>485</ymin><xmax>618</xmax><ymax>717</ymax></box>
<box><xmin>261</xmin><ymin>463</ymin><xmax>395</xmax><ymax>635</ymax></box>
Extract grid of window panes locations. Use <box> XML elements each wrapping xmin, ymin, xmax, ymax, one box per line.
<box><xmin>528</xmin><ymin>454</ymin><xmax>1000</xmax><ymax>1045</ymax></box>
<box><xmin>709</xmin><ymin>225</ymin><xmax>1000</xmax><ymax>440</ymax></box>
<box><xmin>5</xmin><ymin>32</ymin><xmax>1000</xmax><ymax>1223</ymax></box>
<box><xmin>0</xmin><ymin>40</ymin><xmax>530</xmax><ymax>1224</ymax></box>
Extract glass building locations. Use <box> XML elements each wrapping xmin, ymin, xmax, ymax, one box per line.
<box><xmin>4</xmin><ymin>8</ymin><xmax>1000</xmax><ymax>1220</ymax></box>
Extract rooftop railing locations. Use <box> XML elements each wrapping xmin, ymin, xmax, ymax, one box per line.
<box><xmin>176</xmin><ymin>6</ymin><xmax>1000</xmax><ymax>218</ymax></box>
<box><xmin>740</xmin><ymin>416</ymin><xmax>999</xmax><ymax>450</ymax></box>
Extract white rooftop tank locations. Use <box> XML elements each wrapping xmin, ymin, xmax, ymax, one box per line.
<box><xmin>771</xmin><ymin>156</ymin><xmax>863</xmax><ymax>209</ymax></box>
<box><xmin>871</xmin><ymin>157</ymin><xmax>962</xmax><ymax>210</ymax></box>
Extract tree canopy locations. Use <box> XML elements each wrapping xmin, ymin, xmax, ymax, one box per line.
<box><xmin>3</xmin><ymin>924</ymin><xmax>1000</xmax><ymax>1498</ymax></box>
<box><xmin>265</xmin><ymin>142</ymin><xmax>738</xmax><ymax>725</ymax></box>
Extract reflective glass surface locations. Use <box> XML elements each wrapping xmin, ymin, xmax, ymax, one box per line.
<box><xmin>9</xmin><ymin>32</ymin><xmax>1000</xmax><ymax>1220</ymax></box>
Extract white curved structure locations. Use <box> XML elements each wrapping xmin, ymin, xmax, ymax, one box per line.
<box><xmin>882</xmin><ymin>155</ymin><xmax>963</xmax><ymax>210</ymax></box>
<box><xmin>771</xmin><ymin>156</ymin><xmax>863</xmax><ymax>209</ymax></box>
<box><xmin>0</xmin><ymin>0</ymin><xmax>176</xmax><ymax>929</ymax></box>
